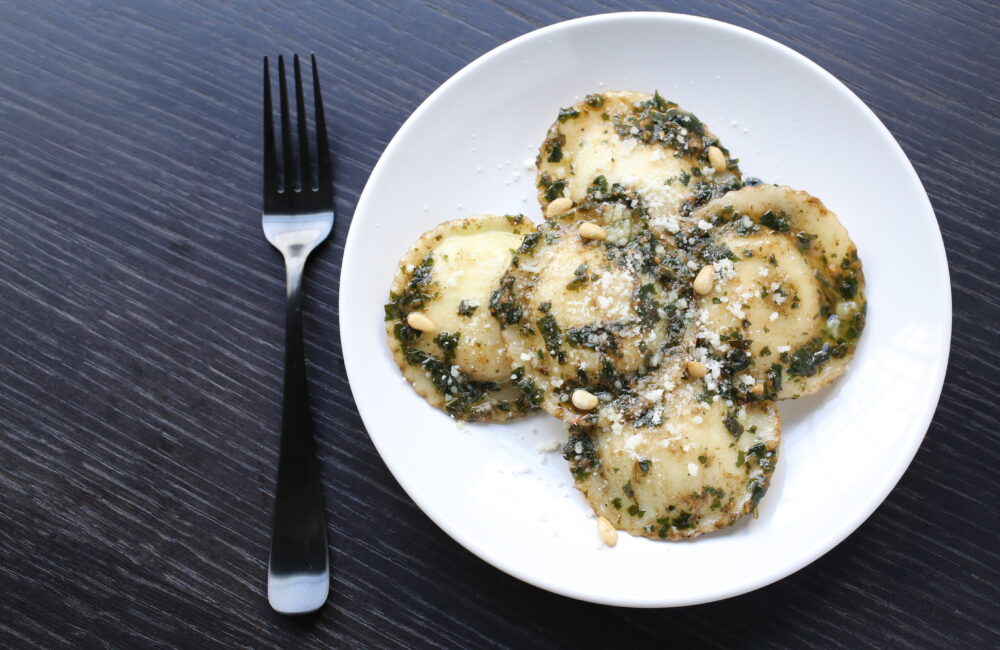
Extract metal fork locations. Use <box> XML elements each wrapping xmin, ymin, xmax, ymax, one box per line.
<box><xmin>262</xmin><ymin>53</ymin><xmax>333</xmax><ymax>615</ymax></box>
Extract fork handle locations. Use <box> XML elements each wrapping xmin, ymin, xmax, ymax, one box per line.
<box><xmin>267</xmin><ymin>258</ymin><xmax>329</xmax><ymax>614</ymax></box>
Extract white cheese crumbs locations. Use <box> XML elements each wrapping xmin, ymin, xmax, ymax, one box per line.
<box><xmin>644</xmin><ymin>389</ymin><xmax>664</xmax><ymax>402</ymax></box>
<box><xmin>509</xmin><ymin>463</ymin><xmax>531</xmax><ymax>476</ymax></box>
<box><xmin>713</xmin><ymin>258</ymin><xmax>735</xmax><ymax>281</ymax></box>
<box><xmin>523</xmin><ymin>157</ymin><xmax>534</xmax><ymax>169</ymax></box>
<box><xmin>687</xmin><ymin>462</ymin><xmax>699</xmax><ymax>476</ymax></box>
<box><xmin>651</xmin><ymin>214</ymin><xmax>680</xmax><ymax>233</ymax></box>
<box><xmin>769</xmin><ymin>311</ymin><xmax>779</xmax><ymax>322</ymax></box>
<box><xmin>623</xmin><ymin>433</ymin><xmax>644</xmax><ymax>453</ymax></box>
<box><xmin>740</xmin><ymin>374</ymin><xmax>756</xmax><ymax>385</ymax></box>
<box><xmin>692</xmin><ymin>415</ymin><xmax>704</xmax><ymax>424</ymax></box>
<box><xmin>519</xmin><ymin>353</ymin><xmax>532</xmax><ymax>361</ymax></box>
<box><xmin>758</xmin><ymin>267</ymin><xmax>770</xmax><ymax>277</ymax></box>
<box><xmin>450</xmin><ymin>365</ymin><xmax>461</xmax><ymax>378</ymax></box>
<box><xmin>777</xmin><ymin>345</ymin><xmax>791</xmax><ymax>353</ymax></box>
<box><xmin>773</xmin><ymin>293</ymin><xmax>786</xmax><ymax>305</ymax></box>
<box><xmin>697</xmin><ymin>219</ymin><xmax>714</xmax><ymax>231</ymax></box>
<box><xmin>550</xmin><ymin>377</ymin><xmax>564</xmax><ymax>388</ymax></box>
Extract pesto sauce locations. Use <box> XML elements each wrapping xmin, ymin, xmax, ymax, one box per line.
<box><xmin>565</xmin><ymin>324</ymin><xmax>620</xmax><ymax>354</ymax></box>
<box><xmin>723</xmin><ymin>412</ymin><xmax>744</xmax><ymax>438</ymax></box>
<box><xmin>489</xmin><ymin>275</ymin><xmax>523</xmax><ymax>327</ymax></box>
<box><xmin>557</xmin><ymin>107</ymin><xmax>580</xmax><ymax>122</ymax></box>
<box><xmin>457</xmin><ymin>300</ymin><xmax>478</xmax><ymax>317</ymax></box>
<box><xmin>565</xmin><ymin>263</ymin><xmax>593</xmax><ymax>291</ymax></box>
<box><xmin>563</xmin><ymin>427</ymin><xmax>599</xmax><ymax>480</ymax></box>
<box><xmin>634</xmin><ymin>283</ymin><xmax>660</xmax><ymax>327</ymax></box>
<box><xmin>610</xmin><ymin>91</ymin><xmax>707</xmax><ymax>157</ymax></box>
<box><xmin>537</xmin><ymin>315</ymin><xmax>565</xmax><ymax>363</ymax></box>
<box><xmin>383</xmin><ymin>254</ymin><xmax>435</xmax><ymax>321</ymax></box>
<box><xmin>517</xmin><ymin>232</ymin><xmax>540</xmax><ymax>255</ymax></box>
<box><xmin>759</xmin><ymin>209</ymin><xmax>790</xmax><ymax>232</ymax></box>
<box><xmin>538</xmin><ymin>172</ymin><xmax>567</xmax><ymax>201</ymax></box>
<box><xmin>403</xmin><ymin>348</ymin><xmax>501</xmax><ymax>418</ymax></box>
<box><xmin>511</xmin><ymin>367</ymin><xmax>543</xmax><ymax>406</ymax></box>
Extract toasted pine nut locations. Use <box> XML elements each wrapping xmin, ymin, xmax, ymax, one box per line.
<box><xmin>686</xmin><ymin>361</ymin><xmax>708</xmax><ymax>378</ymax></box>
<box><xmin>597</xmin><ymin>516</ymin><xmax>618</xmax><ymax>546</ymax></box>
<box><xmin>571</xmin><ymin>389</ymin><xmax>599</xmax><ymax>410</ymax></box>
<box><xmin>750</xmin><ymin>383</ymin><xmax>765</xmax><ymax>397</ymax></box>
<box><xmin>707</xmin><ymin>145</ymin><xmax>727</xmax><ymax>173</ymax></box>
<box><xmin>545</xmin><ymin>197</ymin><xmax>574</xmax><ymax>217</ymax></box>
<box><xmin>693</xmin><ymin>265</ymin><xmax>715</xmax><ymax>294</ymax></box>
<box><xmin>578</xmin><ymin>222</ymin><xmax>607</xmax><ymax>240</ymax></box>
<box><xmin>406</xmin><ymin>312</ymin><xmax>435</xmax><ymax>332</ymax></box>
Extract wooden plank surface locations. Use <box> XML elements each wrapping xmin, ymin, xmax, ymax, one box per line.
<box><xmin>0</xmin><ymin>1</ymin><xmax>996</xmax><ymax>647</ymax></box>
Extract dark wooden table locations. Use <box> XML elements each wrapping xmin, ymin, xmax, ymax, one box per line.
<box><xmin>1</xmin><ymin>1</ymin><xmax>997</xmax><ymax>648</ymax></box>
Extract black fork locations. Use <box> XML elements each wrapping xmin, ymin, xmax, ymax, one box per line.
<box><xmin>262</xmin><ymin>53</ymin><xmax>334</xmax><ymax>615</ymax></box>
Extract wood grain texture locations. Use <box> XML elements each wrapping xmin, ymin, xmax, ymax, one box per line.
<box><xmin>0</xmin><ymin>0</ymin><xmax>996</xmax><ymax>647</ymax></box>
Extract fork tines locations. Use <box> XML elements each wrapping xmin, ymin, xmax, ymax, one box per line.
<box><xmin>263</xmin><ymin>54</ymin><xmax>332</xmax><ymax>214</ymax></box>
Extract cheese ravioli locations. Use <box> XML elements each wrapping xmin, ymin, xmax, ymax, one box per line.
<box><xmin>385</xmin><ymin>215</ymin><xmax>539</xmax><ymax>421</ymax></box>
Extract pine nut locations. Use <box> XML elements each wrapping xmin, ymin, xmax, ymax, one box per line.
<box><xmin>579</xmin><ymin>222</ymin><xmax>607</xmax><ymax>240</ymax></box>
<box><xmin>685</xmin><ymin>361</ymin><xmax>708</xmax><ymax>378</ymax></box>
<box><xmin>750</xmin><ymin>383</ymin><xmax>764</xmax><ymax>397</ymax></box>
<box><xmin>406</xmin><ymin>312</ymin><xmax>435</xmax><ymax>332</ymax></box>
<box><xmin>693</xmin><ymin>265</ymin><xmax>715</xmax><ymax>294</ymax></box>
<box><xmin>707</xmin><ymin>145</ymin><xmax>727</xmax><ymax>173</ymax></box>
<box><xmin>597</xmin><ymin>516</ymin><xmax>618</xmax><ymax>546</ymax></box>
<box><xmin>545</xmin><ymin>197</ymin><xmax>574</xmax><ymax>217</ymax></box>
<box><xmin>571</xmin><ymin>389</ymin><xmax>599</xmax><ymax>410</ymax></box>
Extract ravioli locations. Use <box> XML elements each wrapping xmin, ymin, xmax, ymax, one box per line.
<box><xmin>380</xmin><ymin>90</ymin><xmax>868</xmax><ymax>544</ymax></box>
<box><xmin>687</xmin><ymin>185</ymin><xmax>866</xmax><ymax>399</ymax></box>
<box><xmin>536</xmin><ymin>91</ymin><xmax>743</xmax><ymax>227</ymax></box>
<box><xmin>385</xmin><ymin>215</ymin><xmax>540</xmax><ymax>421</ymax></box>
<box><xmin>491</xmin><ymin>199</ymin><xmax>687</xmax><ymax>423</ymax></box>
<box><xmin>564</xmin><ymin>363</ymin><xmax>781</xmax><ymax>540</ymax></box>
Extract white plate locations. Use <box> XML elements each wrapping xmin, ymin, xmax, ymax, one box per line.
<box><xmin>340</xmin><ymin>12</ymin><xmax>951</xmax><ymax>607</ymax></box>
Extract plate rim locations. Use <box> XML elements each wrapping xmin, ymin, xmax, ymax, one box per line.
<box><xmin>339</xmin><ymin>11</ymin><xmax>952</xmax><ymax>607</ymax></box>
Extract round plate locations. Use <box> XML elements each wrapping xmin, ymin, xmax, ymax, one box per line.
<box><xmin>339</xmin><ymin>12</ymin><xmax>950</xmax><ymax>607</ymax></box>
